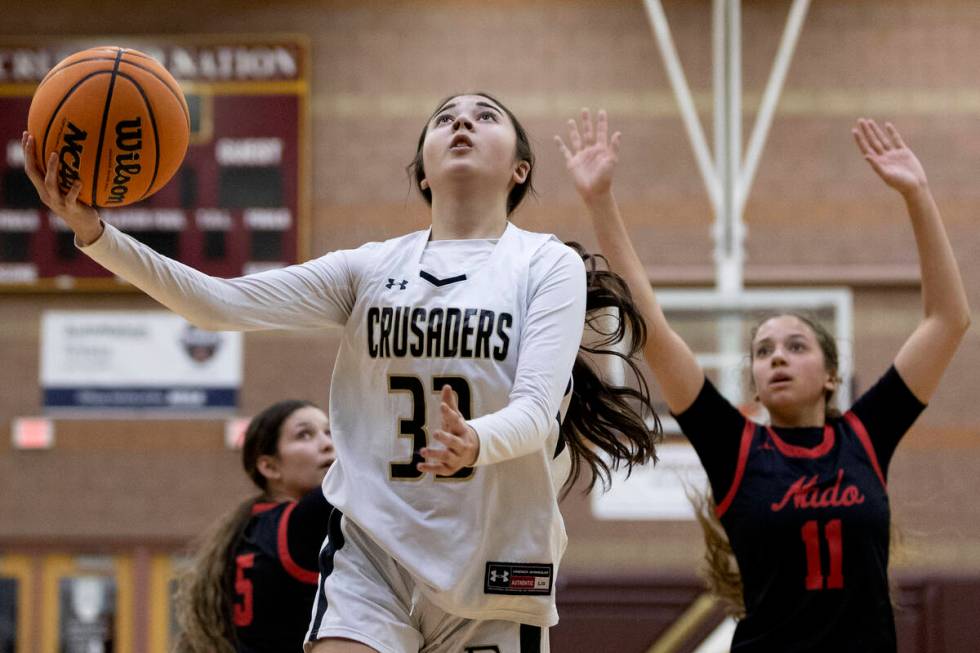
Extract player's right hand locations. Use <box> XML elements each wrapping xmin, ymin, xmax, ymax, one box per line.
<box><xmin>22</xmin><ymin>131</ymin><xmax>104</xmax><ymax>246</ymax></box>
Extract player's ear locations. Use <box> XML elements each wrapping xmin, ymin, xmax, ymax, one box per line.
<box><xmin>256</xmin><ymin>454</ymin><xmax>281</xmax><ymax>482</ymax></box>
<box><xmin>823</xmin><ymin>372</ymin><xmax>838</xmax><ymax>394</ymax></box>
<box><xmin>512</xmin><ymin>160</ymin><xmax>530</xmax><ymax>185</ymax></box>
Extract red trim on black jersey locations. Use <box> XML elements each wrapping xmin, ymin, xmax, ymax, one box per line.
<box><xmin>843</xmin><ymin>411</ymin><xmax>887</xmax><ymax>490</ymax></box>
<box><xmin>765</xmin><ymin>423</ymin><xmax>835</xmax><ymax>459</ymax></box>
<box><xmin>277</xmin><ymin>501</ymin><xmax>319</xmax><ymax>585</ymax></box>
<box><xmin>251</xmin><ymin>501</ymin><xmax>278</xmax><ymax>515</ymax></box>
<box><xmin>715</xmin><ymin>419</ymin><xmax>755</xmax><ymax>519</ymax></box>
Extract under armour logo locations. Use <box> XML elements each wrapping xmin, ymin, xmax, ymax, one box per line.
<box><xmin>489</xmin><ymin>570</ymin><xmax>509</xmax><ymax>583</ymax></box>
<box><xmin>385</xmin><ymin>278</ymin><xmax>408</xmax><ymax>290</ymax></box>
<box><xmin>485</xmin><ymin>562</ymin><xmax>551</xmax><ymax>595</ymax></box>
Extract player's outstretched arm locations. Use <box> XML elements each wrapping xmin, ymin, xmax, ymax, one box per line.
<box><xmin>22</xmin><ymin>132</ymin><xmax>103</xmax><ymax>245</ymax></box>
<box><xmin>853</xmin><ymin>118</ymin><xmax>971</xmax><ymax>402</ymax></box>
<box><xmin>22</xmin><ymin>132</ymin><xmax>351</xmax><ymax>332</ymax></box>
<box><xmin>557</xmin><ymin>109</ymin><xmax>704</xmax><ymax>414</ymax></box>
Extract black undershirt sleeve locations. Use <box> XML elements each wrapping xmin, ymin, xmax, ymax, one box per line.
<box><xmin>849</xmin><ymin>365</ymin><xmax>926</xmax><ymax>477</ymax></box>
<box><xmin>284</xmin><ymin>487</ymin><xmax>334</xmax><ymax>574</ymax></box>
<box><xmin>672</xmin><ymin>376</ymin><xmax>748</xmax><ymax>502</ymax></box>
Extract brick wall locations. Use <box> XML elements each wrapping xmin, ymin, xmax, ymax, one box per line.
<box><xmin>1</xmin><ymin>0</ymin><xmax>978</xmax><ymax>579</ymax></box>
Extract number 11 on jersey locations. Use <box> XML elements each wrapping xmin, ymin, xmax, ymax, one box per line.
<box><xmin>801</xmin><ymin>519</ymin><xmax>844</xmax><ymax>590</ymax></box>
<box><xmin>388</xmin><ymin>375</ymin><xmax>474</xmax><ymax>481</ymax></box>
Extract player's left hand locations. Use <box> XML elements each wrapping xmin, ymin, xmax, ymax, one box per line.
<box><xmin>418</xmin><ymin>385</ymin><xmax>480</xmax><ymax>476</ymax></box>
<box><xmin>852</xmin><ymin>118</ymin><xmax>928</xmax><ymax>197</ymax></box>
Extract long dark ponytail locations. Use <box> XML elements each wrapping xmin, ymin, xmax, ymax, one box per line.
<box><xmin>561</xmin><ymin>243</ymin><xmax>661</xmax><ymax>496</ymax></box>
<box><xmin>173</xmin><ymin>400</ymin><xmax>315</xmax><ymax>652</ymax></box>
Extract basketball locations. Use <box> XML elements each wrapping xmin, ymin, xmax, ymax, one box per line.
<box><xmin>26</xmin><ymin>46</ymin><xmax>189</xmax><ymax>207</ymax></box>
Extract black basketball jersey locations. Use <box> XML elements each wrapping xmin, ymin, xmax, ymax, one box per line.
<box><xmin>720</xmin><ymin>412</ymin><xmax>895</xmax><ymax>651</ymax></box>
<box><xmin>231</xmin><ymin>490</ymin><xmax>333</xmax><ymax>653</ymax></box>
<box><xmin>675</xmin><ymin>367</ymin><xmax>925</xmax><ymax>652</ymax></box>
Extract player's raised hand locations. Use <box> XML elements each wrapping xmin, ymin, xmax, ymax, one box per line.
<box><xmin>418</xmin><ymin>385</ymin><xmax>480</xmax><ymax>476</ymax></box>
<box><xmin>555</xmin><ymin>108</ymin><xmax>622</xmax><ymax>204</ymax></box>
<box><xmin>21</xmin><ymin>131</ymin><xmax>103</xmax><ymax>245</ymax></box>
<box><xmin>852</xmin><ymin>119</ymin><xmax>928</xmax><ymax>197</ymax></box>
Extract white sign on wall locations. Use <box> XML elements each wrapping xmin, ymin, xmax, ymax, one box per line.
<box><xmin>591</xmin><ymin>441</ymin><xmax>710</xmax><ymax>521</ymax></box>
<box><xmin>41</xmin><ymin>311</ymin><xmax>242</xmax><ymax>412</ymax></box>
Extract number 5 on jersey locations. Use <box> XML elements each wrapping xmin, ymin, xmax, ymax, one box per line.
<box><xmin>232</xmin><ymin>553</ymin><xmax>255</xmax><ymax>626</ymax></box>
<box><xmin>389</xmin><ymin>375</ymin><xmax>474</xmax><ymax>481</ymax></box>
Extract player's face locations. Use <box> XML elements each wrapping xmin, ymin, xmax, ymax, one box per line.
<box><xmin>420</xmin><ymin>95</ymin><xmax>528</xmax><ymax>200</ymax></box>
<box><xmin>751</xmin><ymin>315</ymin><xmax>835</xmax><ymax>419</ymax></box>
<box><xmin>274</xmin><ymin>406</ymin><xmax>334</xmax><ymax>499</ymax></box>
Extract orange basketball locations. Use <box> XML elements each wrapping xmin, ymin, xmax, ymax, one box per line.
<box><xmin>27</xmin><ymin>46</ymin><xmax>190</xmax><ymax>208</ymax></box>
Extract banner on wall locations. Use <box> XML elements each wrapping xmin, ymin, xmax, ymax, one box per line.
<box><xmin>41</xmin><ymin>311</ymin><xmax>242</xmax><ymax>412</ymax></box>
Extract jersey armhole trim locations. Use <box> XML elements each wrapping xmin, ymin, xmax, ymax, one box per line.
<box><xmin>715</xmin><ymin>419</ymin><xmax>755</xmax><ymax>519</ymax></box>
<box><xmin>843</xmin><ymin>411</ymin><xmax>887</xmax><ymax>490</ymax></box>
<box><xmin>277</xmin><ymin>501</ymin><xmax>319</xmax><ymax>585</ymax></box>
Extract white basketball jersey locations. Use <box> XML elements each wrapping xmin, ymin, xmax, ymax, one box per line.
<box><xmin>323</xmin><ymin>223</ymin><xmax>576</xmax><ymax>627</ymax></box>
<box><xmin>79</xmin><ymin>218</ymin><xmax>580</xmax><ymax>628</ymax></box>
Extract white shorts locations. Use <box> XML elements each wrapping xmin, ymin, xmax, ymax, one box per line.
<box><xmin>305</xmin><ymin>512</ymin><xmax>548</xmax><ymax>653</ymax></box>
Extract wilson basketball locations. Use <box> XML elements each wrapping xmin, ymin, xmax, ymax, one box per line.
<box><xmin>27</xmin><ymin>46</ymin><xmax>190</xmax><ymax>207</ymax></box>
